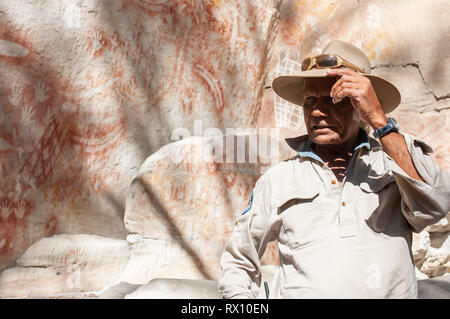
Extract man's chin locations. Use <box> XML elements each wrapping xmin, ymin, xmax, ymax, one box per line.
<box><xmin>310</xmin><ymin>133</ymin><xmax>341</xmax><ymax>145</ymax></box>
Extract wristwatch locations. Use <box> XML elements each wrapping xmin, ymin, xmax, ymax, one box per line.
<box><xmin>373</xmin><ymin>117</ymin><xmax>400</xmax><ymax>139</ymax></box>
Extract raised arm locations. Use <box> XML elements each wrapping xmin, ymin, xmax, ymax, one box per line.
<box><xmin>328</xmin><ymin>67</ymin><xmax>450</xmax><ymax>231</ymax></box>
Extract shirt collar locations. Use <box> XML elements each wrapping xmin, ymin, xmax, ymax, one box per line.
<box><xmin>284</xmin><ymin>129</ymin><xmax>371</xmax><ymax>163</ymax></box>
<box><xmin>353</xmin><ymin>129</ymin><xmax>371</xmax><ymax>152</ymax></box>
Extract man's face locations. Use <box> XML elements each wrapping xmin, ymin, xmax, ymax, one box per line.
<box><xmin>303</xmin><ymin>78</ymin><xmax>360</xmax><ymax>146</ymax></box>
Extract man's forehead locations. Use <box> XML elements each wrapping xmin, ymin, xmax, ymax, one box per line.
<box><xmin>303</xmin><ymin>77</ymin><xmax>336</xmax><ymax>96</ymax></box>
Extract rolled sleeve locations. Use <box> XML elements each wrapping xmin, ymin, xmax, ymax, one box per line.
<box><xmin>218</xmin><ymin>175</ymin><xmax>274</xmax><ymax>299</ymax></box>
<box><xmin>383</xmin><ymin>133</ymin><xmax>450</xmax><ymax>232</ymax></box>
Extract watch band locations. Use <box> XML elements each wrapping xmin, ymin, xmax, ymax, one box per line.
<box><xmin>373</xmin><ymin>117</ymin><xmax>399</xmax><ymax>139</ymax></box>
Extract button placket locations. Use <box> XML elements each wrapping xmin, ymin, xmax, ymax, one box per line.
<box><xmin>339</xmin><ymin>209</ymin><xmax>356</xmax><ymax>237</ymax></box>
<box><xmin>336</xmin><ymin>148</ymin><xmax>366</xmax><ymax>238</ymax></box>
<box><xmin>338</xmin><ymin>184</ymin><xmax>357</xmax><ymax>238</ymax></box>
<box><xmin>315</xmin><ymin>159</ymin><xmax>357</xmax><ymax>238</ymax></box>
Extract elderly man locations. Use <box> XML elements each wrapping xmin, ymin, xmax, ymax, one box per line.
<box><xmin>218</xmin><ymin>40</ymin><xmax>450</xmax><ymax>298</ymax></box>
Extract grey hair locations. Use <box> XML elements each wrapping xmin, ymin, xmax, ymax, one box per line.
<box><xmin>352</xmin><ymin>109</ymin><xmax>370</xmax><ymax>134</ymax></box>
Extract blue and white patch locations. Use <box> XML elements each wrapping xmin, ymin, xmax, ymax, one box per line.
<box><xmin>241</xmin><ymin>190</ymin><xmax>254</xmax><ymax>215</ymax></box>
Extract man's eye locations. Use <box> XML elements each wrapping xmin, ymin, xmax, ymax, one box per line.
<box><xmin>304</xmin><ymin>97</ymin><xmax>317</xmax><ymax>107</ymax></box>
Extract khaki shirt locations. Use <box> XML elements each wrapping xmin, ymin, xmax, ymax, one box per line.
<box><xmin>218</xmin><ymin>131</ymin><xmax>450</xmax><ymax>299</ymax></box>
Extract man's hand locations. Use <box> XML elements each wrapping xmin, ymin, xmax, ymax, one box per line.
<box><xmin>327</xmin><ymin>68</ymin><xmax>387</xmax><ymax>129</ymax></box>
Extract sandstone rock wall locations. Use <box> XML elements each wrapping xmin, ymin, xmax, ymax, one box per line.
<box><xmin>0</xmin><ymin>0</ymin><xmax>448</xmax><ymax>297</ymax></box>
<box><xmin>0</xmin><ymin>0</ymin><xmax>281</xmax><ymax>271</ymax></box>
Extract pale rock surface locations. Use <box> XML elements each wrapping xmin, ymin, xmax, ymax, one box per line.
<box><xmin>420</xmin><ymin>232</ymin><xmax>450</xmax><ymax>277</ymax></box>
<box><xmin>125</xmin><ymin>279</ymin><xmax>222</xmax><ymax>299</ymax></box>
<box><xmin>98</xmin><ymin>282</ymin><xmax>140</xmax><ymax>299</ymax></box>
<box><xmin>0</xmin><ymin>234</ymin><xmax>129</xmax><ymax>298</ymax></box>
<box><xmin>427</xmin><ymin>215</ymin><xmax>450</xmax><ymax>233</ymax></box>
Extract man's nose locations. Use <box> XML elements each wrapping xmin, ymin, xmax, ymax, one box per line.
<box><xmin>310</xmin><ymin>99</ymin><xmax>329</xmax><ymax>117</ymax></box>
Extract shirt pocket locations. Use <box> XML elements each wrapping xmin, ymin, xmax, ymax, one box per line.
<box><xmin>359</xmin><ymin>172</ymin><xmax>395</xmax><ymax>193</ymax></box>
<box><xmin>359</xmin><ymin>173</ymin><xmax>407</xmax><ymax>235</ymax></box>
<box><xmin>275</xmin><ymin>185</ymin><xmax>325</xmax><ymax>250</ymax></box>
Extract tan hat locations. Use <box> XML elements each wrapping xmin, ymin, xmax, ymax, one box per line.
<box><xmin>271</xmin><ymin>40</ymin><xmax>401</xmax><ymax>114</ymax></box>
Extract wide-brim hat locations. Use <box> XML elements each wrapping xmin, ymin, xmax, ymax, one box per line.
<box><xmin>272</xmin><ymin>40</ymin><xmax>401</xmax><ymax>114</ymax></box>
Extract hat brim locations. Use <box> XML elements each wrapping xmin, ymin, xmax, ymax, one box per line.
<box><xmin>271</xmin><ymin>68</ymin><xmax>401</xmax><ymax>114</ymax></box>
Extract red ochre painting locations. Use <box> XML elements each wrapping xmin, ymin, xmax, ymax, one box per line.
<box><xmin>0</xmin><ymin>0</ymin><xmax>281</xmax><ymax>272</ymax></box>
<box><xmin>0</xmin><ymin>24</ymin><xmax>132</xmax><ymax>268</ymax></box>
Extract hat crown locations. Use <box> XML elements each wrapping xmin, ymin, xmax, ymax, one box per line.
<box><xmin>322</xmin><ymin>40</ymin><xmax>371</xmax><ymax>74</ymax></box>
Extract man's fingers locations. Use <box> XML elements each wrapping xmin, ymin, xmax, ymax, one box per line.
<box><xmin>330</xmin><ymin>75</ymin><xmax>359</xmax><ymax>96</ymax></box>
<box><xmin>332</xmin><ymin>84</ymin><xmax>347</xmax><ymax>103</ymax></box>
<box><xmin>333</xmin><ymin>87</ymin><xmax>360</xmax><ymax>103</ymax></box>
<box><xmin>326</xmin><ymin>67</ymin><xmax>358</xmax><ymax>77</ymax></box>
<box><xmin>331</xmin><ymin>82</ymin><xmax>360</xmax><ymax>102</ymax></box>
<box><xmin>335</xmin><ymin>88</ymin><xmax>360</xmax><ymax>100</ymax></box>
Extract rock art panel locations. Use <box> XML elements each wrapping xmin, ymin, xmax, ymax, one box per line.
<box><xmin>0</xmin><ymin>0</ymin><xmax>282</xmax><ymax>271</ymax></box>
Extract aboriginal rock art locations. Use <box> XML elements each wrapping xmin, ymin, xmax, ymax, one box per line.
<box><xmin>0</xmin><ymin>0</ymin><xmax>282</xmax><ymax>272</ymax></box>
<box><xmin>115</xmin><ymin>0</ymin><xmax>271</xmax><ymax>125</ymax></box>
<box><xmin>0</xmin><ymin>27</ymin><xmax>129</xmax><ymax>267</ymax></box>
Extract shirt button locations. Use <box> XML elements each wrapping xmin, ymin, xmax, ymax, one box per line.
<box><xmin>331</xmin><ymin>180</ymin><xmax>336</xmax><ymax>185</ymax></box>
<box><xmin>235</xmin><ymin>221</ymin><xmax>239</xmax><ymax>225</ymax></box>
<box><xmin>342</xmin><ymin>202</ymin><xmax>346</xmax><ymax>207</ymax></box>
